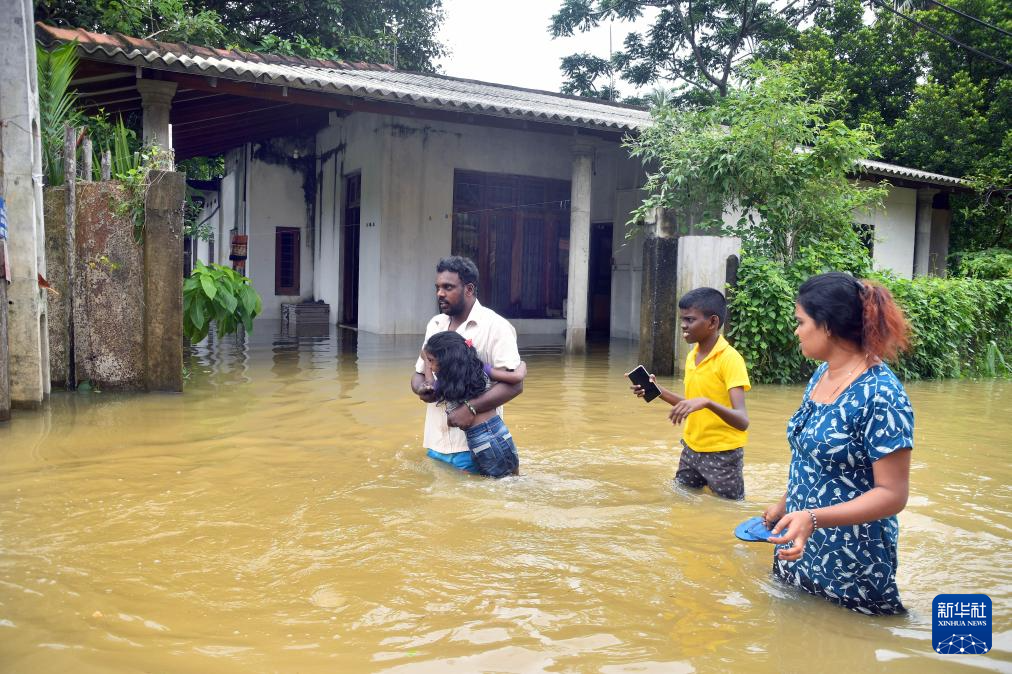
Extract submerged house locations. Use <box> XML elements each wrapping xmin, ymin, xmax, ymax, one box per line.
<box><xmin>37</xmin><ymin>24</ymin><xmax>964</xmax><ymax>363</ymax></box>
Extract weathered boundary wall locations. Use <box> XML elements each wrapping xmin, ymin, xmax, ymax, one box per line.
<box><xmin>0</xmin><ymin>263</ymin><xmax>8</xmax><ymax>422</ymax></box>
<box><xmin>44</xmin><ymin>173</ymin><xmax>184</xmax><ymax>392</ymax></box>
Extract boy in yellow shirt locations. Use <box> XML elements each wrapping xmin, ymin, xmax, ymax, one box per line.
<box><xmin>632</xmin><ymin>288</ymin><xmax>751</xmax><ymax>500</ymax></box>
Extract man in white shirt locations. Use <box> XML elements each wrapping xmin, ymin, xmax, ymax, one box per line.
<box><xmin>410</xmin><ymin>256</ymin><xmax>523</xmax><ymax>472</ymax></box>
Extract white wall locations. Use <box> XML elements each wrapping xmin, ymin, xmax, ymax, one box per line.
<box><xmin>313</xmin><ymin>121</ymin><xmax>342</xmax><ymax>324</ymax></box>
<box><xmin>856</xmin><ymin>182</ymin><xmax>916</xmax><ymax>280</ymax></box>
<box><xmin>245</xmin><ymin>145</ymin><xmax>315</xmax><ymax>319</ymax></box>
<box><xmin>673</xmin><ymin>235</ymin><xmax>742</xmax><ymax>369</ymax></box>
<box><xmin>340</xmin><ymin>113</ymin><xmax>389</xmax><ymax>332</ymax></box>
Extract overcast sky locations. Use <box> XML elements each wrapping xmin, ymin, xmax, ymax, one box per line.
<box><xmin>436</xmin><ymin>0</ymin><xmax>656</xmax><ymax>97</ymax></box>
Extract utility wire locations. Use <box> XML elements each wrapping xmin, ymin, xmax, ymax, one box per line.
<box><xmin>924</xmin><ymin>0</ymin><xmax>1012</xmax><ymax>40</ymax></box>
<box><xmin>872</xmin><ymin>0</ymin><xmax>1012</xmax><ymax>70</ymax></box>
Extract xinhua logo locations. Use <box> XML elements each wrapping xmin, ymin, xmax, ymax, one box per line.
<box><xmin>932</xmin><ymin>594</ymin><xmax>991</xmax><ymax>655</ymax></box>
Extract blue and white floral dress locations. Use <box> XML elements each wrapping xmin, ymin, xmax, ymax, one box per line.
<box><xmin>773</xmin><ymin>362</ymin><xmax>914</xmax><ymax>615</ymax></box>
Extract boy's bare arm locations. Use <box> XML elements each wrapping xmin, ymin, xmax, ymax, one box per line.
<box><xmin>628</xmin><ymin>374</ymin><xmax>684</xmax><ymax>406</ymax></box>
<box><xmin>655</xmin><ymin>381</ymin><xmax>685</xmax><ymax>407</ymax></box>
<box><xmin>668</xmin><ymin>386</ymin><xmax>749</xmax><ymax>430</ymax></box>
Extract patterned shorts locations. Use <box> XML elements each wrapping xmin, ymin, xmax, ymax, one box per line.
<box><xmin>675</xmin><ymin>442</ymin><xmax>744</xmax><ymax>500</ymax></box>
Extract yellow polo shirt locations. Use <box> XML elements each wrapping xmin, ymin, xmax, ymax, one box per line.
<box><xmin>682</xmin><ymin>335</ymin><xmax>751</xmax><ymax>452</ymax></box>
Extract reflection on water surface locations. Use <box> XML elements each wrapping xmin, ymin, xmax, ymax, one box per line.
<box><xmin>1</xmin><ymin>326</ymin><xmax>1009</xmax><ymax>673</ymax></box>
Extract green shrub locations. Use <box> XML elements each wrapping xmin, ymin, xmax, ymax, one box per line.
<box><xmin>877</xmin><ymin>275</ymin><xmax>1012</xmax><ymax>379</ymax></box>
<box><xmin>728</xmin><ymin>254</ymin><xmax>1012</xmax><ymax>382</ymax></box>
<box><xmin>727</xmin><ymin>245</ymin><xmax>871</xmax><ymax>383</ymax></box>
<box><xmin>954</xmin><ymin>248</ymin><xmax>1012</xmax><ymax>280</ymax></box>
<box><xmin>183</xmin><ymin>261</ymin><xmax>263</xmax><ymax>343</ymax></box>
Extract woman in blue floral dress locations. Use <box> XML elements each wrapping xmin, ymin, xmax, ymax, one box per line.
<box><xmin>763</xmin><ymin>273</ymin><xmax>914</xmax><ymax>615</ymax></box>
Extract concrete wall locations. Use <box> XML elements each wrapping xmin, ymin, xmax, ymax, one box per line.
<box><xmin>43</xmin><ymin>188</ymin><xmax>69</xmax><ymax>383</ymax></box>
<box><xmin>673</xmin><ymin>235</ymin><xmax>742</xmax><ymax>370</ymax></box>
<box><xmin>313</xmin><ymin>118</ymin><xmax>344</xmax><ymax>324</ymax></box>
<box><xmin>857</xmin><ymin>182</ymin><xmax>917</xmax><ymax>280</ymax></box>
<box><xmin>43</xmin><ymin>177</ymin><xmax>183</xmax><ymax>391</ymax></box>
<box><xmin>75</xmin><ymin>183</ymin><xmax>146</xmax><ymax>389</ymax></box>
<box><xmin>246</xmin><ymin>137</ymin><xmax>316</xmax><ymax>319</ymax></box>
<box><xmin>343</xmin><ymin>113</ymin><xmax>390</xmax><ymax>333</ymax></box>
<box><xmin>24</xmin><ymin>171</ymin><xmax>188</xmax><ymax>403</ymax></box>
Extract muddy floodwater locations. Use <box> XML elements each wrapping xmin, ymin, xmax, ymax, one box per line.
<box><xmin>1</xmin><ymin>327</ymin><xmax>1009</xmax><ymax>673</ymax></box>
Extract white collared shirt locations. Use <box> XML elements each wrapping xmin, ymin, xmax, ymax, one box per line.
<box><xmin>414</xmin><ymin>299</ymin><xmax>522</xmax><ymax>453</ymax></box>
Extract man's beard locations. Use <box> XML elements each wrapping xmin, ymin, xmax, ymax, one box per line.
<box><xmin>439</xmin><ymin>299</ymin><xmax>464</xmax><ymax>316</ymax></box>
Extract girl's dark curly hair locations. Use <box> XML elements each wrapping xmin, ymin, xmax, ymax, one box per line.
<box><xmin>423</xmin><ymin>331</ymin><xmax>488</xmax><ymax>403</ymax></box>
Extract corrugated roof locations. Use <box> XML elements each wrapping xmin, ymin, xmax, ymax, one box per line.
<box><xmin>856</xmin><ymin>158</ymin><xmax>964</xmax><ymax>188</ymax></box>
<box><xmin>35</xmin><ymin>23</ymin><xmax>964</xmax><ymax>187</ymax></box>
<box><xmin>35</xmin><ymin>23</ymin><xmax>653</xmax><ymax>134</ymax></box>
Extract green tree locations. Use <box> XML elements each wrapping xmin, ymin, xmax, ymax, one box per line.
<box><xmin>627</xmin><ymin>63</ymin><xmax>884</xmax><ymax>263</ymax></box>
<box><xmin>764</xmin><ymin>0</ymin><xmax>921</xmax><ymax>135</ymax></box>
<box><xmin>550</xmin><ymin>0</ymin><xmax>823</xmax><ymax>101</ymax></box>
<box><xmin>34</xmin><ymin>0</ymin><xmax>447</xmax><ymax>71</ymax></box>
<box><xmin>888</xmin><ymin>72</ymin><xmax>990</xmax><ymax>177</ymax></box>
<box><xmin>770</xmin><ymin>0</ymin><xmax>1011</xmax><ymax>254</ymax></box>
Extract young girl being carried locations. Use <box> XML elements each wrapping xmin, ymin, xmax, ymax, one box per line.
<box><xmin>420</xmin><ymin>331</ymin><xmax>526</xmax><ymax>477</ymax></box>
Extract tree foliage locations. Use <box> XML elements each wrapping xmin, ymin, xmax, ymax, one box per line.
<box><xmin>774</xmin><ymin>0</ymin><xmax>1012</xmax><ymax>252</ymax></box>
<box><xmin>550</xmin><ymin>0</ymin><xmax>823</xmax><ymax>101</ymax></box>
<box><xmin>627</xmin><ymin>63</ymin><xmax>883</xmax><ymax>263</ymax></box>
<box><xmin>34</xmin><ymin>0</ymin><xmax>448</xmax><ymax>71</ymax></box>
<box><xmin>37</xmin><ymin>40</ymin><xmax>83</xmax><ymax>186</ymax></box>
<box><xmin>729</xmin><ymin>253</ymin><xmax>1012</xmax><ymax>382</ymax></box>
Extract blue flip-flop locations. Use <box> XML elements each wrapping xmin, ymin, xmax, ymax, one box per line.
<box><xmin>734</xmin><ymin>516</ymin><xmax>778</xmax><ymax>542</ymax></box>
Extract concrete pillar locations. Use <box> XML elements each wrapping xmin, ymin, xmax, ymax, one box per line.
<box><xmin>143</xmin><ymin>170</ymin><xmax>185</xmax><ymax>392</ymax></box>
<box><xmin>913</xmin><ymin>188</ymin><xmax>939</xmax><ymax>277</ymax></box>
<box><xmin>565</xmin><ymin>142</ymin><xmax>593</xmax><ymax>353</ymax></box>
<box><xmin>1</xmin><ymin>0</ymin><xmax>50</xmax><ymax>408</ymax></box>
<box><xmin>136</xmin><ymin>79</ymin><xmax>177</xmax><ymax>151</ymax></box>
<box><xmin>638</xmin><ymin>206</ymin><xmax>679</xmax><ymax>376</ymax></box>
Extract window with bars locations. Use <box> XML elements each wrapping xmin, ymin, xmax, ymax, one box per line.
<box><xmin>275</xmin><ymin>227</ymin><xmax>300</xmax><ymax>295</ymax></box>
<box><xmin>452</xmin><ymin>170</ymin><xmax>570</xmax><ymax>319</ymax></box>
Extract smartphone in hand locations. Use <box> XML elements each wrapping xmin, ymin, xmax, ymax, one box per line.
<box><xmin>627</xmin><ymin>365</ymin><xmax>661</xmax><ymax>403</ymax></box>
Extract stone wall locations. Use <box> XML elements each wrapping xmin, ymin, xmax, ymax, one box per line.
<box><xmin>44</xmin><ymin>174</ymin><xmax>183</xmax><ymax>392</ymax></box>
<box><xmin>42</xmin><ymin>188</ymin><xmax>69</xmax><ymax>385</ymax></box>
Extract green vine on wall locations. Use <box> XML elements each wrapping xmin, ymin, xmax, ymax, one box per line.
<box><xmin>112</xmin><ymin>145</ymin><xmax>174</xmax><ymax>242</ymax></box>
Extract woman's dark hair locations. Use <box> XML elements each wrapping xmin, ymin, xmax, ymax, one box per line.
<box><xmin>797</xmin><ymin>272</ymin><xmax>910</xmax><ymax>361</ymax></box>
<box><xmin>423</xmin><ymin>331</ymin><xmax>487</xmax><ymax>402</ymax></box>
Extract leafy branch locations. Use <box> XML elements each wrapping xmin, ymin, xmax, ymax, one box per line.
<box><xmin>183</xmin><ymin>261</ymin><xmax>263</xmax><ymax>343</ymax></box>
